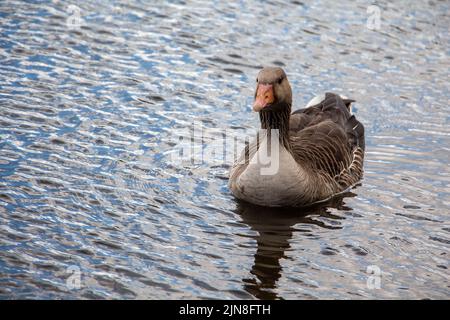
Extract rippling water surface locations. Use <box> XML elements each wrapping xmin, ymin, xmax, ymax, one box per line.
<box><xmin>0</xmin><ymin>0</ymin><xmax>449</xmax><ymax>299</ymax></box>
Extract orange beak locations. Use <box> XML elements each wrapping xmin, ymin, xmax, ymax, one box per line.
<box><xmin>253</xmin><ymin>84</ymin><xmax>274</xmax><ymax>112</ymax></box>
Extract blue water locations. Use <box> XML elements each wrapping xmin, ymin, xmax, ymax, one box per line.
<box><xmin>0</xmin><ymin>0</ymin><xmax>449</xmax><ymax>299</ymax></box>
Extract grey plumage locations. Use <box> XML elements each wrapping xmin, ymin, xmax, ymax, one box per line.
<box><xmin>229</xmin><ymin>67</ymin><xmax>365</xmax><ymax>207</ymax></box>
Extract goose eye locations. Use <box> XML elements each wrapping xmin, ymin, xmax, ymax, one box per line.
<box><xmin>256</xmin><ymin>78</ymin><xmax>259</xmax><ymax>83</ymax></box>
<box><xmin>278</xmin><ymin>77</ymin><xmax>283</xmax><ymax>84</ymax></box>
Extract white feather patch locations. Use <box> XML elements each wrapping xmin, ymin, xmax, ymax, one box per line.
<box><xmin>304</xmin><ymin>94</ymin><xmax>325</xmax><ymax>108</ymax></box>
<box><xmin>305</xmin><ymin>93</ymin><xmax>353</xmax><ymax>113</ymax></box>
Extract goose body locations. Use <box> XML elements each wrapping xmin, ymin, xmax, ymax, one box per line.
<box><xmin>229</xmin><ymin>67</ymin><xmax>365</xmax><ymax>207</ymax></box>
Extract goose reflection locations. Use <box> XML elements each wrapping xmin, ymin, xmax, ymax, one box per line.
<box><xmin>235</xmin><ymin>191</ymin><xmax>356</xmax><ymax>300</ymax></box>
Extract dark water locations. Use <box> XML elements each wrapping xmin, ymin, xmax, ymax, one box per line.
<box><xmin>0</xmin><ymin>0</ymin><xmax>449</xmax><ymax>299</ymax></box>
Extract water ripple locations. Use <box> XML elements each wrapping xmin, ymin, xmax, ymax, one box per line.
<box><xmin>0</xmin><ymin>0</ymin><xmax>449</xmax><ymax>299</ymax></box>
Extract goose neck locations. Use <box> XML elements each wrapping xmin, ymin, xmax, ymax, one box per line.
<box><xmin>259</xmin><ymin>105</ymin><xmax>291</xmax><ymax>149</ymax></box>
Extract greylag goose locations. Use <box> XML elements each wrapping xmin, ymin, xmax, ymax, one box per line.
<box><xmin>229</xmin><ymin>67</ymin><xmax>365</xmax><ymax>207</ymax></box>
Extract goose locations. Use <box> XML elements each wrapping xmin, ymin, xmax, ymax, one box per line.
<box><xmin>229</xmin><ymin>67</ymin><xmax>365</xmax><ymax>207</ymax></box>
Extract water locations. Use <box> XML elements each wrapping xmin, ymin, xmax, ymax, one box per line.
<box><xmin>0</xmin><ymin>0</ymin><xmax>449</xmax><ymax>299</ymax></box>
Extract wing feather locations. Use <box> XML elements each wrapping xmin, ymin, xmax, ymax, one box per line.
<box><xmin>289</xmin><ymin>93</ymin><xmax>365</xmax><ymax>189</ymax></box>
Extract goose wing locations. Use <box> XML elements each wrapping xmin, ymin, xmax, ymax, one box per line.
<box><xmin>289</xmin><ymin>93</ymin><xmax>365</xmax><ymax>187</ymax></box>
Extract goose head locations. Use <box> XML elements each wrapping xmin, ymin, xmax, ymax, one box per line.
<box><xmin>253</xmin><ymin>67</ymin><xmax>292</xmax><ymax>112</ymax></box>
